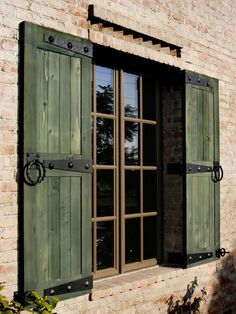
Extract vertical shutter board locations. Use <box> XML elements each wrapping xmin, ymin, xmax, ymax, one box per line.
<box><xmin>20</xmin><ymin>22</ymin><xmax>93</xmax><ymax>297</ymax></box>
<box><xmin>59</xmin><ymin>54</ymin><xmax>71</xmax><ymax>154</ymax></box>
<box><xmin>71</xmin><ymin>176</ymin><xmax>82</xmax><ymax>276</ymax></box>
<box><xmin>60</xmin><ymin>177</ymin><xmax>71</xmax><ymax>278</ymax></box>
<box><xmin>36</xmin><ymin>180</ymin><xmax>49</xmax><ymax>283</ymax></box>
<box><xmin>48</xmin><ymin>52</ymin><xmax>60</xmax><ymax>153</ymax></box>
<box><xmin>81</xmin><ymin>56</ymin><xmax>92</xmax><ymax>276</ymax></box>
<box><xmin>71</xmin><ymin>57</ymin><xmax>81</xmax><ymax>155</ymax></box>
<box><xmin>37</xmin><ymin>49</ymin><xmax>49</xmax><ymax>153</ymax></box>
<box><xmin>184</xmin><ymin>71</ymin><xmax>219</xmax><ymax>267</ymax></box>
<box><xmin>22</xmin><ymin>23</ymin><xmax>38</xmax><ymax>291</ymax></box>
<box><xmin>48</xmin><ymin>177</ymin><xmax>60</xmax><ymax>281</ymax></box>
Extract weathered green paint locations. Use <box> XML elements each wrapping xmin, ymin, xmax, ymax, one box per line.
<box><xmin>21</xmin><ymin>22</ymin><xmax>92</xmax><ymax>297</ymax></box>
<box><xmin>185</xmin><ymin>71</ymin><xmax>219</xmax><ymax>267</ymax></box>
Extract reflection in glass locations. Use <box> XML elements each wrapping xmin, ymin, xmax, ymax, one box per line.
<box><xmin>143</xmin><ymin>76</ymin><xmax>157</xmax><ymax>120</ymax></box>
<box><xmin>97</xmin><ymin>221</ymin><xmax>114</xmax><ymax>270</ymax></box>
<box><xmin>143</xmin><ymin>124</ymin><xmax>157</xmax><ymax>165</ymax></box>
<box><xmin>124</xmin><ymin>73</ymin><xmax>139</xmax><ymax>118</ymax></box>
<box><xmin>97</xmin><ymin>118</ymin><xmax>114</xmax><ymax>165</ymax></box>
<box><xmin>97</xmin><ymin>170</ymin><xmax>114</xmax><ymax>217</ymax></box>
<box><xmin>125</xmin><ymin>219</ymin><xmax>141</xmax><ymax>264</ymax></box>
<box><xmin>143</xmin><ymin>171</ymin><xmax>157</xmax><ymax>212</ymax></box>
<box><xmin>144</xmin><ymin>217</ymin><xmax>156</xmax><ymax>260</ymax></box>
<box><xmin>96</xmin><ymin>66</ymin><xmax>114</xmax><ymax>114</ymax></box>
<box><xmin>125</xmin><ymin>171</ymin><xmax>140</xmax><ymax>214</ymax></box>
<box><xmin>125</xmin><ymin>122</ymin><xmax>139</xmax><ymax>165</ymax></box>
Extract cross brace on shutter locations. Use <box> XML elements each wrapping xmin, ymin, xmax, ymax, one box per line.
<box><xmin>167</xmin><ymin>162</ymin><xmax>223</xmax><ymax>182</ymax></box>
<box><xmin>44</xmin><ymin>34</ymin><xmax>93</xmax><ymax>57</ymax></box>
<box><xmin>44</xmin><ymin>276</ymin><xmax>93</xmax><ymax>296</ymax></box>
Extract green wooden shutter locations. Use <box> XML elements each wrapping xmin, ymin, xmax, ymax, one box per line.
<box><xmin>184</xmin><ymin>70</ymin><xmax>220</xmax><ymax>267</ymax></box>
<box><xmin>19</xmin><ymin>22</ymin><xmax>92</xmax><ymax>298</ymax></box>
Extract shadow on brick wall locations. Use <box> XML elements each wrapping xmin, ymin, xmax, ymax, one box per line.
<box><xmin>208</xmin><ymin>251</ymin><xmax>236</xmax><ymax>314</ymax></box>
<box><xmin>166</xmin><ymin>277</ymin><xmax>207</xmax><ymax>314</ymax></box>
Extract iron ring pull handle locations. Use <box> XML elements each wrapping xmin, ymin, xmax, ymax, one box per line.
<box><xmin>211</xmin><ymin>163</ymin><xmax>223</xmax><ymax>183</ymax></box>
<box><xmin>23</xmin><ymin>159</ymin><xmax>46</xmax><ymax>186</ymax></box>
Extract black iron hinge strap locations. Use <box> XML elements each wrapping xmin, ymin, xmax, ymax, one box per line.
<box><xmin>187</xmin><ymin>252</ymin><xmax>213</xmax><ymax>264</ymax></box>
<box><xmin>44</xmin><ymin>275</ymin><xmax>93</xmax><ymax>296</ymax></box>
<box><xmin>44</xmin><ymin>34</ymin><xmax>93</xmax><ymax>57</ymax></box>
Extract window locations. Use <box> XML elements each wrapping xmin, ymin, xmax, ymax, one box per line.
<box><xmin>20</xmin><ymin>23</ymin><xmax>220</xmax><ymax>299</ymax></box>
<box><xmin>92</xmin><ymin>64</ymin><xmax>160</xmax><ymax>278</ymax></box>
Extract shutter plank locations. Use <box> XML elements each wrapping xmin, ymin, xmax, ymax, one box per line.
<box><xmin>60</xmin><ymin>54</ymin><xmax>71</xmax><ymax>154</ymax></box>
<box><xmin>60</xmin><ymin>177</ymin><xmax>71</xmax><ymax>278</ymax></box>
<box><xmin>48</xmin><ymin>52</ymin><xmax>60</xmax><ymax>153</ymax></box>
<box><xmin>37</xmin><ymin>49</ymin><xmax>48</xmax><ymax>153</ymax></box>
<box><xmin>71</xmin><ymin>57</ymin><xmax>81</xmax><ymax>155</ymax></box>
<box><xmin>48</xmin><ymin>177</ymin><xmax>60</xmax><ymax>280</ymax></box>
<box><xmin>71</xmin><ymin>176</ymin><xmax>82</xmax><ymax>276</ymax></box>
<box><xmin>36</xmin><ymin>181</ymin><xmax>49</xmax><ymax>282</ymax></box>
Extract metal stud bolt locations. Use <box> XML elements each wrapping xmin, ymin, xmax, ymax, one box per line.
<box><xmin>84</xmin><ymin>47</ymin><xmax>89</xmax><ymax>53</ymax></box>
<box><xmin>84</xmin><ymin>280</ymin><xmax>89</xmax><ymax>287</ymax></box>
<box><xmin>189</xmin><ymin>167</ymin><xmax>192</xmax><ymax>172</ymax></box>
<box><xmin>188</xmin><ymin>76</ymin><xmax>192</xmax><ymax>81</ymax></box>
<box><xmin>68</xmin><ymin>162</ymin><xmax>73</xmax><ymax>169</ymax></box>
<box><xmin>199</xmin><ymin>255</ymin><xmax>202</xmax><ymax>259</ymax></box>
<box><xmin>198</xmin><ymin>167</ymin><xmax>201</xmax><ymax>171</ymax></box>
<box><xmin>67</xmin><ymin>285</ymin><xmax>72</xmax><ymax>291</ymax></box>
<box><xmin>85</xmin><ymin>163</ymin><xmax>90</xmax><ymax>170</ymax></box>
<box><xmin>50</xmin><ymin>289</ymin><xmax>55</xmax><ymax>296</ymax></box>
<box><xmin>67</xmin><ymin>42</ymin><xmax>73</xmax><ymax>49</ymax></box>
<box><xmin>198</xmin><ymin>78</ymin><xmax>201</xmax><ymax>82</ymax></box>
<box><xmin>49</xmin><ymin>163</ymin><xmax>54</xmax><ymax>170</ymax></box>
<box><xmin>49</xmin><ymin>36</ymin><xmax>54</xmax><ymax>43</ymax></box>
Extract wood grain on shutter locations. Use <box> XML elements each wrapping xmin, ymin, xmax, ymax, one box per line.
<box><xmin>21</xmin><ymin>22</ymin><xmax>92</xmax><ymax>297</ymax></box>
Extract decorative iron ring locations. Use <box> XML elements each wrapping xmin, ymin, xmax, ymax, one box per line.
<box><xmin>23</xmin><ymin>159</ymin><xmax>46</xmax><ymax>186</ymax></box>
<box><xmin>211</xmin><ymin>164</ymin><xmax>223</xmax><ymax>183</ymax></box>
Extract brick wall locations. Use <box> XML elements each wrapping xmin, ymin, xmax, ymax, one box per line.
<box><xmin>0</xmin><ymin>0</ymin><xmax>236</xmax><ymax>312</ymax></box>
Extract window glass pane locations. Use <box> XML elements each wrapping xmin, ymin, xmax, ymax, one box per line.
<box><xmin>97</xmin><ymin>118</ymin><xmax>114</xmax><ymax>165</ymax></box>
<box><xmin>125</xmin><ymin>170</ymin><xmax>140</xmax><ymax>214</ymax></box>
<box><xmin>97</xmin><ymin>221</ymin><xmax>114</xmax><ymax>270</ymax></box>
<box><xmin>144</xmin><ymin>217</ymin><xmax>157</xmax><ymax>260</ymax></box>
<box><xmin>143</xmin><ymin>75</ymin><xmax>157</xmax><ymax>120</ymax></box>
<box><xmin>125</xmin><ymin>122</ymin><xmax>139</xmax><ymax>165</ymax></box>
<box><xmin>96</xmin><ymin>66</ymin><xmax>114</xmax><ymax>114</ymax></box>
<box><xmin>143</xmin><ymin>124</ymin><xmax>157</xmax><ymax>166</ymax></box>
<box><xmin>124</xmin><ymin>73</ymin><xmax>139</xmax><ymax>118</ymax></box>
<box><xmin>143</xmin><ymin>171</ymin><xmax>157</xmax><ymax>212</ymax></box>
<box><xmin>125</xmin><ymin>218</ymin><xmax>141</xmax><ymax>264</ymax></box>
<box><xmin>97</xmin><ymin>170</ymin><xmax>114</xmax><ymax>217</ymax></box>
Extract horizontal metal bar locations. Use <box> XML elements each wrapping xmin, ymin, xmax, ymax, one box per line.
<box><xmin>44</xmin><ymin>276</ymin><xmax>93</xmax><ymax>296</ymax></box>
<box><xmin>187</xmin><ymin>252</ymin><xmax>213</xmax><ymax>264</ymax></box>
<box><xmin>167</xmin><ymin>163</ymin><xmax>212</xmax><ymax>174</ymax></box>
<box><xmin>186</xmin><ymin>74</ymin><xmax>212</xmax><ymax>88</ymax></box>
<box><xmin>44</xmin><ymin>34</ymin><xmax>93</xmax><ymax>58</ymax></box>
<box><xmin>43</xmin><ymin>159</ymin><xmax>92</xmax><ymax>173</ymax></box>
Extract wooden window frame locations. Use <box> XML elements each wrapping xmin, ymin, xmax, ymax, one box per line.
<box><xmin>92</xmin><ymin>63</ymin><xmax>160</xmax><ymax>279</ymax></box>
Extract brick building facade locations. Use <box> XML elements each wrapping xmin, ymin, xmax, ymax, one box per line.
<box><xmin>0</xmin><ymin>0</ymin><xmax>236</xmax><ymax>313</ymax></box>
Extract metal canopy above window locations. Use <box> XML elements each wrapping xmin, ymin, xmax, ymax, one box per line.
<box><xmin>88</xmin><ymin>5</ymin><xmax>182</xmax><ymax>58</ymax></box>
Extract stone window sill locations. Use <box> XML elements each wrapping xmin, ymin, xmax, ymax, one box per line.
<box><xmin>90</xmin><ymin>266</ymin><xmax>183</xmax><ymax>301</ymax></box>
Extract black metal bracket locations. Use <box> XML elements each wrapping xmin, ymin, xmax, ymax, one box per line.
<box><xmin>26</xmin><ymin>153</ymin><xmax>92</xmax><ymax>174</ymax></box>
<box><xmin>44</xmin><ymin>276</ymin><xmax>93</xmax><ymax>296</ymax></box>
<box><xmin>167</xmin><ymin>163</ymin><xmax>212</xmax><ymax>174</ymax></box>
<box><xmin>186</xmin><ymin>73</ymin><xmax>212</xmax><ymax>88</ymax></box>
<box><xmin>187</xmin><ymin>252</ymin><xmax>213</xmax><ymax>264</ymax></box>
<box><xmin>44</xmin><ymin>34</ymin><xmax>93</xmax><ymax>58</ymax></box>
<box><xmin>43</xmin><ymin>159</ymin><xmax>92</xmax><ymax>173</ymax></box>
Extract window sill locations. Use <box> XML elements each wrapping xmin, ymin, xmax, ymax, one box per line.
<box><xmin>89</xmin><ymin>265</ymin><xmax>183</xmax><ymax>301</ymax></box>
